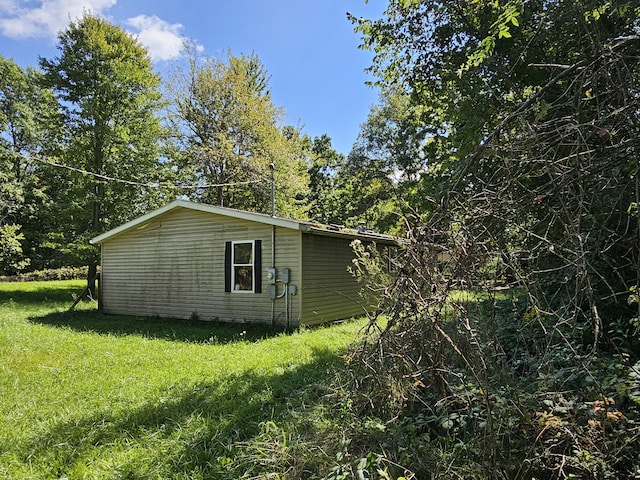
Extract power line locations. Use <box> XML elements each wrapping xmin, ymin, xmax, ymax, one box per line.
<box><xmin>27</xmin><ymin>154</ymin><xmax>266</xmax><ymax>190</ymax></box>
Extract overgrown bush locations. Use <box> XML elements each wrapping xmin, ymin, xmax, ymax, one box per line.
<box><xmin>330</xmin><ymin>12</ymin><xmax>640</xmax><ymax>476</ymax></box>
<box><xmin>335</xmin><ymin>226</ymin><xmax>640</xmax><ymax>478</ymax></box>
<box><xmin>0</xmin><ymin>266</ymin><xmax>89</xmax><ymax>282</ymax></box>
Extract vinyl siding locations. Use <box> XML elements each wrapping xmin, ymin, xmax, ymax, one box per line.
<box><xmin>300</xmin><ymin>233</ymin><xmax>372</xmax><ymax>324</ymax></box>
<box><xmin>100</xmin><ymin>208</ymin><xmax>300</xmax><ymax>325</ymax></box>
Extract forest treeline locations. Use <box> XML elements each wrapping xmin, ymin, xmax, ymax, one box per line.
<box><xmin>0</xmin><ymin>14</ymin><xmax>393</xmax><ymax>279</ymax></box>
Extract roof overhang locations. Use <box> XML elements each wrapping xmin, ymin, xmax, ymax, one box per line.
<box><xmin>90</xmin><ymin>200</ymin><xmax>305</xmax><ymax>245</ymax></box>
<box><xmin>90</xmin><ymin>199</ymin><xmax>398</xmax><ymax>246</ymax></box>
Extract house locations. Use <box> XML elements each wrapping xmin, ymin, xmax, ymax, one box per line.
<box><xmin>90</xmin><ymin>199</ymin><xmax>397</xmax><ymax>327</ymax></box>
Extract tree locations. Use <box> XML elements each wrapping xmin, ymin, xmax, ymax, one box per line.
<box><xmin>353</xmin><ymin>0</ymin><xmax>640</xmax><ymax>336</ymax></box>
<box><xmin>353</xmin><ymin>0</ymin><xmax>640</xmax><ymax>330</ymax></box>
<box><xmin>306</xmin><ymin>134</ymin><xmax>345</xmax><ymax>225</ymax></box>
<box><xmin>40</xmin><ymin>14</ymin><xmax>166</xmax><ymax>293</ymax></box>
<box><xmin>338</xmin><ymin>86</ymin><xmax>430</xmax><ymax>233</ymax></box>
<box><xmin>167</xmin><ymin>49</ymin><xmax>308</xmax><ymax>219</ymax></box>
<box><xmin>0</xmin><ymin>56</ymin><xmax>57</xmax><ymax>274</ymax></box>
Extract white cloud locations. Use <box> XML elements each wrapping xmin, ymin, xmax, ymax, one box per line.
<box><xmin>127</xmin><ymin>14</ymin><xmax>200</xmax><ymax>62</ymax></box>
<box><xmin>0</xmin><ymin>0</ymin><xmax>116</xmax><ymax>38</ymax></box>
<box><xmin>0</xmin><ymin>1</ymin><xmax>201</xmax><ymax>62</ymax></box>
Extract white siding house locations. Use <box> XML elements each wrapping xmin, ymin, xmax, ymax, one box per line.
<box><xmin>90</xmin><ymin>200</ymin><xmax>396</xmax><ymax>327</ymax></box>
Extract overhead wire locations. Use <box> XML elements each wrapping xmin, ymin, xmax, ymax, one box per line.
<box><xmin>26</xmin><ymin>153</ymin><xmax>266</xmax><ymax>190</ymax></box>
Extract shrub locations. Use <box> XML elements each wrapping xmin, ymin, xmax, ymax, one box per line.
<box><xmin>0</xmin><ymin>266</ymin><xmax>89</xmax><ymax>282</ymax></box>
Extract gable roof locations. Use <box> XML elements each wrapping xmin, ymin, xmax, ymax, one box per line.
<box><xmin>90</xmin><ymin>199</ymin><xmax>396</xmax><ymax>245</ymax></box>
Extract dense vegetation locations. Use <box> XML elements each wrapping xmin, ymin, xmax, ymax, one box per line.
<box><xmin>337</xmin><ymin>1</ymin><xmax>640</xmax><ymax>478</ymax></box>
<box><xmin>1</xmin><ymin>2</ymin><xmax>639</xmax><ymax>478</ymax></box>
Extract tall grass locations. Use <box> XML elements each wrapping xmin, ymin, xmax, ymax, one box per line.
<box><xmin>0</xmin><ymin>281</ymin><xmax>363</xmax><ymax>479</ymax></box>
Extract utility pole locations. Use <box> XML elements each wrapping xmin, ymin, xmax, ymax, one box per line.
<box><xmin>269</xmin><ymin>162</ymin><xmax>275</xmax><ymax>217</ymax></box>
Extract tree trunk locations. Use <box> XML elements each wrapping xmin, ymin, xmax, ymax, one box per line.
<box><xmin>87</xmin><ymin>130</ymin><xmax>104</xmax><ymax>298</ymax></box>
<box><xmin>87</xmin><ymin>191</ymin><xmax>102</xmax><ymax>298</ymax></box>
<box><xmin>87</xmin><ymin>261</ymin><xmax>98</xmax><ymax>299</ymax></box>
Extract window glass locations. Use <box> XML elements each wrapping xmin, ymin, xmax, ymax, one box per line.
<box><xmin>234</xmin><ymin>243</ymin><xmax>253</xmax><ymax>264</ymax></box>
<box><xmin>234</xmin><ymin>266</ymin><xmax>253</xmax><ymax>291</ymax></box>
<box><xmin>232</xmin><ymin>241</ymin><xmax>254</xmax><ymax>291</ymax></box>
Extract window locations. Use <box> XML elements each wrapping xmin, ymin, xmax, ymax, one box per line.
<box><xmin>225</xmin><ymin>240</ymin><xmax>262</xmax><ymax>293</ymax></box>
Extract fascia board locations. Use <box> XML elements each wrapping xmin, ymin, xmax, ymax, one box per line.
<box><xmin>90</xmin><ymin>199</ymin><xmax>304</xmax><ymax>245</ymax></box>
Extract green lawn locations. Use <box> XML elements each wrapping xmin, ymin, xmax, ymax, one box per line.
<box><xmin>0</xmin><ymin>280</ymin><xmax>363</xmax><ymax>479</ymax></box>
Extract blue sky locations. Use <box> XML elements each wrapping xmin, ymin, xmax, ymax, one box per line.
<box><xmin>0</xmin><ymin>0</ymin><xmax>386</xmax><ymax>155</ymax></box>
